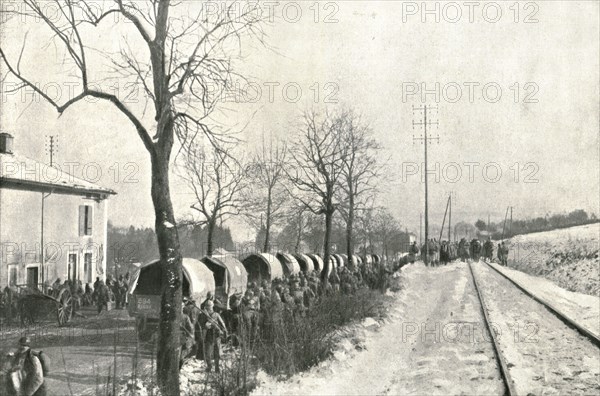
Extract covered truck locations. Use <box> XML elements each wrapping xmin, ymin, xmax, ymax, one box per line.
<box><xmin>127</xmin><ymin>258</ymin><xmax>215</xmax><ymax>341</ymax></box>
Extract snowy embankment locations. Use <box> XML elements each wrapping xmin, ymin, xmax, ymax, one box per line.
<box><xmin>505</xmin><ymin>223</ymin><xmax>600</xmax><ymax>296</ymax></box>
<box><xmin>490</xmin><ymin>262</ymin><xmax>600</xmax><ymax>338</ymax></box>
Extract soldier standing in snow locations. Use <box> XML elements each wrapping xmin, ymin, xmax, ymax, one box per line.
<box><xmin>483</xmin><ymin>238</ymin><xmax>494</xmax><ymax>262</ymax></box>
<box><xmin>500</xmin><ymin>242</ymin><xmax>509</xmax><ymax>266</ymax></box>
<box><xmin>242</xmin><ymin>290</ymin><xmax>260</xmax><ymax>342</ymax></box>
<box><xmin>179</xmin><ymin>303</ymin><xmax>194</xmax><ymax>369</ymax></box>
<box><xmin>200</xmin><ymin>300</ymin><xmax>227</xmax><ymax>373</ymax></box>
<box><xmin>409</xmin><ymin>242</ymin><xmax>419</xmax><ymax>263</ymax></box>
<box><xmin>470</xmin><ymin>239</ymin><xmax>482</xmax><ymax>261</ymax></box>
<box><xmin>458</xmin><ymin>238</ymin><xmax>469</xmax><ymax>261</ymax></box>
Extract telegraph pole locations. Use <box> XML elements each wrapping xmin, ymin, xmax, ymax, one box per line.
<box><xmin>439</xmin><ymin>195</ymin><xmax>451</xmax><ymax>242</ymax></box>
<box><xmin>448</xmin><ymin>193</ymin><xmax>452</xmax><ymax>242</ymax></box>
<box><xmin>502</xmin><ymin>206</ymin><xmax>510</xmax><ymax>239</ymax></box>
<box><xmin>419</xmin><ymin>212</ymin><xmax>422</xmax><ymax>245</ymax></box>
<box><xmin>41</xmin><ymin>135</ymin><xmax>58</xmax><ymax>289</ymax></box>
<box><xmin>45</xmin><ymin>135</ymin><xmax>57</xmax><ymax>167</ymax></box>
<box><xmin>445</xmin><ymin>191</ymin><xmax>456</xmax><ymax>242</ymax></box>
<box><xmin>509</xmin><ymin>206</ymin><xmax>513</xmax><ymax>235</ymax></box>
<box><xmin>413</xmin><ymin>105</ymin><xmax>439</xmax><ymax>265</ymax></box>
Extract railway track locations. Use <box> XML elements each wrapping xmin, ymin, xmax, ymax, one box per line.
<box><xmin>468</xmin><ymin>261</ymin><xmax>518</xmax><ymax>396</ymax></box>
<box><xmin>468</xmin><ymin>260</ymin><xmax>600</xmax><ymax>395</ymax></box>
<box><xmin>481</xmin><ymin>261</ymin><xmax>600</xmax><ymax>347</ymax></box>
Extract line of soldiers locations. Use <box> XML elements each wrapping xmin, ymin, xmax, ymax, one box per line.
<box><xmin>47</xmin><ymin>274</ymin><xmax>130</xmax><ymax>314</ymax></box>
<box><xmin>406</xmin><ymin>238</ymin><xmax>510</xmax><ymax>266</ymax></box>
<box><xmin>413</xmin><ymin>239</ymin><xmax>457</xmax><ymax>266</ymax></box>
<box><xmin>0</xmin><ymin>274</ymin><xmax>133</xmax><ymax>324</ymax></box>
<box><xmin>463</xmin><ymin>238</ymin><xmax>509</xmax><ymax>265</ymax></box>
<box><xmin>178</xmin><ymin>263</ymin><xmax>386</xmax><ymax>372</ymax></box>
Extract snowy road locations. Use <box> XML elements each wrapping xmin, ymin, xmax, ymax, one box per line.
<box><xmin>0</xmin><ymin>310</ymin><xmax>153</xmax><ymax>396</ymax></box>
<box><xmin>254</xmin><ymin>262</ymin><xmax>504</xmax><ymax>395</ymax></box>
<box><xmin>253</xmin><ymin>262</ymin><xmax>600</xmax><ymax>396</ymax></box>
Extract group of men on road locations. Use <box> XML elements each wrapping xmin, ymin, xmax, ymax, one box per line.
<box><xmin>92</xmin><ymin>274</ymin><xmax>129</xmax><ymax>313</ymax></box>
<box><xmin>0</xmin><ymin>273</ymin><xmax>133</xmax><ymax>325</ymax></box>
<box><xmin>48</xmin><ymin>274</ymin><xmax>130</xmax><ymax>314</ymax></box>
<box><xmin>407</xmin><ymin>237</ymin><xmax>510</xmax><ymax>266</ymax></box>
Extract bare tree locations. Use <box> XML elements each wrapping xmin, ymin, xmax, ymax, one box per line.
<box><xmin>274</xmin><ymin>204</ymin><xmax>308</xmax><ymax>253</ymax></box>
<box><xmin>179</xmin><ymin>143</ymin><xmax>246</xmax><ymax>256</ymax></box>
<box><xmin>287</xmin><ymin>110</ymin><xmax>347</xmax><ymax>286</ymax></box>
<box><xmin>242</xmin><ymin>135</ymin><xmax>289</xmax><ymax>252</ymax></box>
<box><xmin>335</xmin><ymin>110</ymin><xmax>382</xmax><ymax>264</ymax></box>
<box><xmin>373</xmin><ymin>207</ymin><xmax>401</xmax><ymax>259</ymax></box>
<box><xmin>356</xmin><ymin>205</ymin><xmax>376</xmax><ymax>254</ymax></box>
<box><xmin>0</xmin><ymin>1</ymin><xmax>264</xmax><ymax>392</ymax></box>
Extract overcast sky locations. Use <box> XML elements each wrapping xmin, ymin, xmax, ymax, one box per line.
<box><xmin>2</xmin><ymin>1</ymin><xmax>599</xmax><ymax>242</ymax></box>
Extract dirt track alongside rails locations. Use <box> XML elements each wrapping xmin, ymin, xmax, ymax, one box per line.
<box><xmin>471</xmin><ymin>261</ymin><xmax>600</xmax><ymax>395</ymax></box>
<box><xmin>253</xmin><ymin>262</ymin><xmax>504</xmax><ymax>395</ymax></box>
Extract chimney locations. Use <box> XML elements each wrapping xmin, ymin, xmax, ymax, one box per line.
<box><xmin>0</xmin><ymin>133</ymin><xmax>14</xmax><ymax>154</ymax></box>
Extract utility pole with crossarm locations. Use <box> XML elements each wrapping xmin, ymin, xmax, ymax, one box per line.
<box><xmin>412</xmin><ymin>105</ymin><xmax>439</xmax><ymax>265</ymax></box>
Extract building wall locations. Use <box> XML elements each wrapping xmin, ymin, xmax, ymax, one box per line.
<box><xmin>398</xmin><ymin>234</ymin><xmax>417</xmax><ymax>252</ymax></box>
<box><xmin>0</xmin><ymin>187</ymin><xmax>108</xmax><ymax>288</ymax></box>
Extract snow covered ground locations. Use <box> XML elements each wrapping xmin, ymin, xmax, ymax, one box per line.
<box><xmin>505</xmin><ymin>223</ymin><xmax>600</xmax><ymax>296</ymax></box>
<box><xmin>110</xmin><ymin>243</ymin><xmax>599</xmax><ymax>395</ymax></box>
<box><xmin>490</xmin><ymin>262</ymin><xmax>600</xmax><ymax>338</ymax></box>
<box><xmin>252</xmin><ymin>262</ymin><xmax>504</xmax><ymax>395</ymax></box>
<box><xmin>472</xmin><ymin>262</ymin><xmax>600</xmax><ymax>395</ymax></box>
<box><xmin>251</xmin><ymin>260</ymin><xmax>600</xmax><ymax>396</ymax></box>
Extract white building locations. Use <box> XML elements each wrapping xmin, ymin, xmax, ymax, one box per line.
<box><xmin>0</xmin><ymin>133</ymin><xmax>116</xmax><ymax>288</ymax></box>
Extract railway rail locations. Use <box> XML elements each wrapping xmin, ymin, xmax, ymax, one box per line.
<box><xmin>468</xmin><ymin>261</ymin><xmax>518</xmax><ymax>396</ymax></box>
<box><xmin>468</xmin><ymin>259</ymin><xmax>600</xmax><ymax>396</ymax></box>
<box><xmin>482</xmin><ymin>261</ymin><xmax>600</xmax><ymax>348</ymax></box>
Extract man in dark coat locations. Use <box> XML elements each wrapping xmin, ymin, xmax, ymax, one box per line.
<box><xmin>179</xmin><ymin>304</ymin><xmax>195</xmax><ymax>369</ymax></box>
<box><xmin>470</xmin><ymin>239</ymin><xmax>482</xmax><ymax>261</ymax></box>
<box><xmin>483</xmin><ymin>238</ymin><xmax>494</xmax><ymax>262</ymax></box>
<box><xmin>409</xmin><ymin>242</ymin><xmax>419</xmax><ymax>263</ymax></box>
<box><xmin>96</xmin><ymin>280</ymin><xmax>109</xmax><ymax>314</ymax></box>
<box><xmin>92</xmin><ymin>277</ymin><xmax>101</xmax><ymax>304</ymax></box>
<box><xmin>199</xmin><ymin>301</ymin><xmax>227</xmax><ymax>372</ymax></box>
<box><xmin>112</xmin><ymin>277</ymin><xmax>122</xmax><ymax>309</ymax></box>
<box><xmin>440</xmin><ymin>241</ymin><xmax>450</xmax><ymax>265</ymax></box>
<box><xmin>458</xmin><ymin>238</ymin><xmax>469</xmax><ymax>261</ymax></box>
<box><xmin>2</xmin><ymin>286</ymin><xmax>16</xmax><ymax>324</ymax></box>
<box><xmin>242</xmin><ymin>290</ymin><xmax>260</xmax><ymax>341</ymax></box>
<box><xmin>500</xmin><ymin>242</ymin><xmax>509</xmax><ymax>266</ymax></box>
<box><xmin>6</xmin><ymin>337</ymin><xmax>46</xmax><ymax>396</ymax></box>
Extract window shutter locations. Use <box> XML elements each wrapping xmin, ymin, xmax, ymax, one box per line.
<box><xmin>86</xmin><ymin>206</ymin><xmax>93</xmax><ymax>235</ymax></box>
<box><xmin>79</xmin><ymin>205</ymin><xmax>85</xmax><ymax>236</ymax></box>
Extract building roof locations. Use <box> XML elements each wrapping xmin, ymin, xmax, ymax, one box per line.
<box><xmin>0</xmin><ymin>152</ymin><xmax>116</xmax><ymax>197</ymax></box>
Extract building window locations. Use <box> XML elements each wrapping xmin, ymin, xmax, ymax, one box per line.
<box><xmin>84</xmin><ymin>253</ymin><xmax>93</xmax><ymax>284</ymax></box>
<box><xmin>79</xmin><ymin>205</ymin><xmax>93</xmax><ymax>236</ymax></box>
<box><xmin>9</xmin><ymin>266</ymin><xmax>17</xmax><ymax>286</ymax></box>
